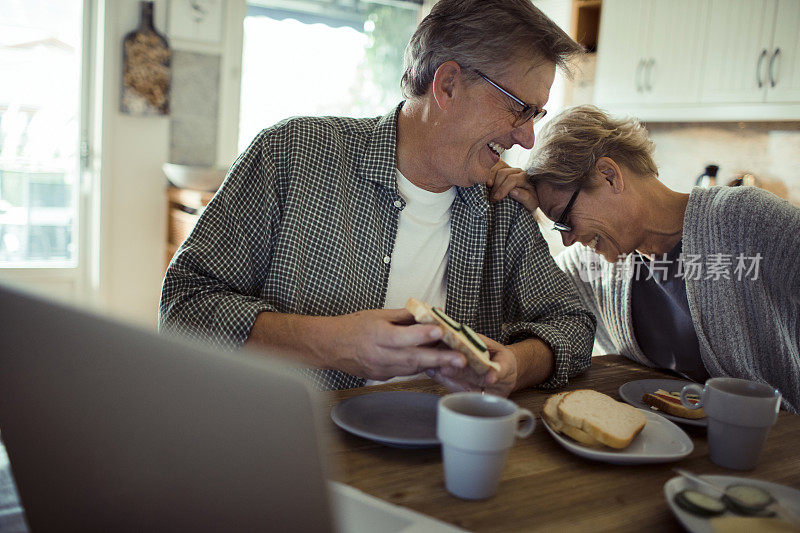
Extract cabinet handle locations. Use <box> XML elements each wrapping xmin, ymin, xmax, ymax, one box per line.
<box><xmin>769</xmin><ymin>48</ymin><xmax>781</xmax><ymax>88</ymax></box>
<box><xmin>644</xmin><ymin>58</ymin><xmax>655</xmax><ymax>92</ymax></box>
<box><xmin>635</xmin><ymin>59</ymin><xmax>645</xmax><ymax>93</ymax></box>
<box><xmin>756</xmin><ymin>48</ymin><xmax>768</xmax><ymax>88</ymax></box>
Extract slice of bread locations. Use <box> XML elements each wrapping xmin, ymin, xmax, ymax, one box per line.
<box><xmin>642</xmin><ymin>391</ymin><xmax>706</xmax><ymax>419</ymax></box>
<box><xmin>542</xmin><ymin>392</ymin><xmax>601</xmax><ymax>447</ymax></box>
<box><xmin>405</xmin><ymin>297</ymin><xmax>500</xmax><ymax>374</ymax></box>
<box><xmin>557</xmin><ymin>390</ymin><xmax>647</xmax><ymax>449</ymax></box>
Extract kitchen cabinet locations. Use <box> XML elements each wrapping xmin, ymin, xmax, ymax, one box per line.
<box><xmin>593</xmin><ymin>0</ymin><xmax>649</xmax><ymax>105</ymax></box>
<box><xmin>594</xmin><ymin>0</ymin><xmax>800</xmax><ymax>120</ymax></box>
<box><xmin>702</xmin><ymin>0</ymin><xmax>800</xmax><ymax>109</ymax></box>
<box><xmin>701</xmin><ymin>0</ymin><xmax>772</xmax><ymax>103</ymax></box>
<box><xmin>594</xmin><ymin>0</ymin><xmax>708</xmax><ymax>106</ymax></box>
<box><xmin>765</xmin><ymin>0</ymin><xmax>800</xmax><ymax>102</ymax></box>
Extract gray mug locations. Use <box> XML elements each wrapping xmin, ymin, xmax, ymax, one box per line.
<box><xmin>681</xmin><ymin>377</ymin><xmax>781</xmax><ymax>470</ymax></box>
<box><xmin>437</xmin><ymin>392</ymin><xmax>535</xmax><ymax>500</ymax></box>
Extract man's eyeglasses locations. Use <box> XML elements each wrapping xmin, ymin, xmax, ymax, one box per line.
<box><xmin>552</xmin><ymin>189</ymin><xmax>580</xmax><ymax>233</ymax></box>
<box><xmin>474</xmin><ymin>70</ymin><xmax>547</xmax><ymax>128</ymax></box>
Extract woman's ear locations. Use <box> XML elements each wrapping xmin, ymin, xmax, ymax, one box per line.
<box><xmin>596</xmin><ymin>157</ymin><xmax>625</xmax><ymax>194</ymax></box>
<box><xmin>431</xmin><ymin>61</ymin><xmax>462</xmax><ymax>111</ymax></box>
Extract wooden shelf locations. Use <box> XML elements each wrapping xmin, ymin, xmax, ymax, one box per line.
<box><xmin>571</xmin><ymin>0</ymin><xmax>601</xmax><ymax>52</ymax></box>
<box><xmin>166</xmin><ymin>187</ymin><xmax>216</xmax><ymax>211</ymax></box>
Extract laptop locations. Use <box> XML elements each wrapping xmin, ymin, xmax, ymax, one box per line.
<box><xmin>0</xmin><ymin>284</ymin><xmax>461</xmax><ymax>532</ymax></box>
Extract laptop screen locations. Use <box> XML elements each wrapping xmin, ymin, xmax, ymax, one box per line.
<box><xmin>0</xmin><ymin>284</ymin><xmax>333</xmax><ymax>532</ymax></box>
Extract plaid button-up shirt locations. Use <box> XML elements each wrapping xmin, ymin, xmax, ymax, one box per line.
<box><xmin>159</xmin><ymin>104</ymin><xmax>596</xmax><ymax>390</ymax></box>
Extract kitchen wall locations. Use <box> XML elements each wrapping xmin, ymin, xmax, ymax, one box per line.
<box><xmin>95</xmin><ymin>0</ymin><xmax>243</xmax><ymax>328</ymax></box>
<box><xmin>647</xmin><ymin>121</ymin><xmax>800</xmax><ymax>204</ymax></box>
<box><xmin>96</xmin><ymin>0</ymin><xmax>170</xmax><ymax>328</ymax></box>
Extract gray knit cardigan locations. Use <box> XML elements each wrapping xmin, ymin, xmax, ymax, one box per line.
<box><xmin>556</xmin><ymin>186</ymin><xmax>800</xmax><ymax>412</ymax></box>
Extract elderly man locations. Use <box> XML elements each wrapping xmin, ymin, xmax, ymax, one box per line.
<box><xmin>159</xmin><ymin>0</ymin><xmax>595</xmax><ymax>395</ymax></box>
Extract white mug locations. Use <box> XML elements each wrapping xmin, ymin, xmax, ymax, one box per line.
<box><xmin>681</xmin><ymin>377</ymin><xmax>781</xmax><ymax>470</ymax></box>
<box><xmin>437</xmin><ymin>392</ymin><xmax>535</xmax><ymax>500</ymax></box>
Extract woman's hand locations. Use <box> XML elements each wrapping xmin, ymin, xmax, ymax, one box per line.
<box><xmin>488</xmin><ymin>160</ymin><xmax>540</xmax><ymax>213</ymax></box>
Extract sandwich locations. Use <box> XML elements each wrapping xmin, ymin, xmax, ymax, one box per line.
<box><xmin>545</xmin><ymin>389</ymin><xmax>647</xmax><ymax>449</ymax></box>
<box><xmin>405</xmin><ymin>297</ymin><xmax>500</xmax><ymax>375</ymax></box>
<box><xmin>641</xmin><ymin>389</ymin><xmax>706</xmax><ymax>419</ymax></box>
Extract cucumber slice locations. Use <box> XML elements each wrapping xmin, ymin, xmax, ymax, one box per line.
<box><xmin>673</xmin><ymin>490</ymin><xmax>726</xmax><ymax>516</ymax></box>
<box><xmin>723</xmin><ymin>484</ymin><xmax>775</xmax><ymax>516</ymax></box>
<box><xmin>432</xmin><ymin>307</ymin><xmax>460</xmax><ymax>330</ymax></box>
<box><xmin>461</xmin><ymin>324</ymin><xmax>488</xmax><ymax>352</ymax></box>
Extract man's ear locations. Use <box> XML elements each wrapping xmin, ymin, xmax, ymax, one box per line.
<box><xmin>431</xmin><ymin>61</ymin><xmax>462</xmax><ymax>111</ymax></box>
<box><xmin>596</xmin><ymin>157</ymin><xmax>625</xmax><ymax>193</ymax></box>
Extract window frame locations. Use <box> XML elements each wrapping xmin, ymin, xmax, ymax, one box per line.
<box><xmin>0</xmin><ymin>0</ymin><xmax>100</xmax><ymax>303</ymax></box>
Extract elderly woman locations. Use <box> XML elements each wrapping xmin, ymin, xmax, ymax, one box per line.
<box><xmin>489</xmin><ymin>105</ymin><xmax>800</xmax><ymax>411</ymax></box>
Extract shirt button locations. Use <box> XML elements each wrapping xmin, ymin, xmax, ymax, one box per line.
<box><xmin>393</xmin><ymin>200</ymin><xmax>403</xmax><ymax>209</ymax></box>
<box><xmin>383</xmin><ymin>255</ymin><xmax>391</xmax><ymax>264</ymax></box>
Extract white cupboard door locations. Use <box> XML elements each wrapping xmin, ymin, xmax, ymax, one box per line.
<box><xmin>645</xmin><ymin>0</ymin><xmax>709</xmax><ymax>104</ymax></box>
<box><xmin>701</xmin><ymin>0</ymin><xmax>776</xmax><ymax>103</ymax></box>
<box><xmin>766</xmin><ymin>0</ymin><xmax>800</xmax><ymax>102</ymax></box>
<box><xmin>594</xmin><ymin>0</ymin><xmax>652</xmax><ymax>105</ymax></box>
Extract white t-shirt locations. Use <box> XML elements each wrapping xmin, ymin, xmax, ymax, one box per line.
<box><xmin>383</xmin><ymin>169</ymin><xmax>456</xmax><ymax>310</ymax></box>
<box><xmin>365</xmin><ymin>169</ymin><xmax>456</xmax><ymax>385</ymax></box>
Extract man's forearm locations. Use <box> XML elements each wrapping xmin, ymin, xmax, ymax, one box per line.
<box><xmin>244</xmin><ymin>311</ymin><xmax>331</xmax><ymax>367</ymax></box>
<box><xmin>508</xmin><ymin>337</ymin><xmax>555</xmax><ymax>390</ymax></box>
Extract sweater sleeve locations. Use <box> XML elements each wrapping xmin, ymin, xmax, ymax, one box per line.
<box><xmin>733</xmin><ymin>188</ymin><xmax>800</xmax><ymax>298</ymax></box>
<box><xmin>555</xmin><ymin>245</ymin><xmax>619</xmax><ymax>355</ymax></box>
<box><xmin>683</xmin><ymin>186</ymin><xmax>800</xmax><ymax>412</ymax></box>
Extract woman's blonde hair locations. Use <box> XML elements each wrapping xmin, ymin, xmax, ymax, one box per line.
<box><xmin>526</xmin><ymin>105</ymin><xmax>658</xmax><ymax>189</ymax></box>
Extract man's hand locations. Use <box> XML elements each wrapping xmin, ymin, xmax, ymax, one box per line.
<box><xmin>425</xmin><ymin>335</ymin><xmax>518</xmax><ymax>397</ymax></box>
<box><xmin>317</xmin><ymin>309</ymin><xmax>466</xmax><ymax>381</ymax></box>
<box><xmin>487</xmin><ymin>160</ymin><xmax>539</xmax><ymax>213</ymax></box>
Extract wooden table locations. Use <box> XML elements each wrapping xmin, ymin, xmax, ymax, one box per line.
<box><xmin>324</xmin><ymin>355</ymin><xmax>800</xmax><ymax>532</ymax></box>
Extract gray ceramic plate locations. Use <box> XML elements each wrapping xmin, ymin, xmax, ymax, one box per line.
<box><xmin>331</xmin><ymin>391</ymin><xmax>440</xmax><ymax>448</ymax></box>
<box><xmin>619</xmin><ymin>378</ymin><xmax>708</xmax><ymax>427</ymax></box>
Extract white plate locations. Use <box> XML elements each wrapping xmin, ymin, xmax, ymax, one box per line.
<box><xmin>619</xmin><ymin>378</ymin><xmax>708</xmax><ymax>427</ymax></box>
<box><xmin>542</xmin><ymin>410</ymin><xmax>694</xmax><ymax>465</ymax></box>
<box><xmin>664</xmin><ymin>474</ymin><xmax>800</xmax><ymax>533</ymax></box>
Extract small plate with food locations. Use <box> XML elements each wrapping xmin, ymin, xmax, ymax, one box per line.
<box><xmin>664</xmin><ymin>474</ymin><xmax>800</xmax><ymax>532</ymax></box>
<box><xmin>541</xmin><ymin>390</ymin><xmax>694</xmax><ymax>465</ymax></box>
<box><xmin>619</xmin><ymin>378</ymin><xmax>708</xmax><ymax>427</ymax></box>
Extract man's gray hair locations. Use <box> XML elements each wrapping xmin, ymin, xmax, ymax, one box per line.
<box><xmin>401</xmin><ymin>0</ymin><xmax>583</xmax><ymax>98</ymax></box>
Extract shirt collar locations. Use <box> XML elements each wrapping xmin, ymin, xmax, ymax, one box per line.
<box><xmin>456</xmin><ymin>184</ymin><xmax>489</xmax><ymax>215</ymax></box>
<box><xmin>358</xmin><ymin>103</ymin><xmax>403</xmax><ymax>190</ymax></box>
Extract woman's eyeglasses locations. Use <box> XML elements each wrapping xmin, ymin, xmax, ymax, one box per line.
<box><xmin>474</xmin><ymin>70</ymin><xmax>547</xmax><ymax>128</ymax></box>
<box><xmin>552</xmin><ymin>189</ymin><xmax>580</xmax><ymax>232</ymax></box>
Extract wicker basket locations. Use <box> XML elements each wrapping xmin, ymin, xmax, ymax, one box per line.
<box><xmin>168</xmin><ymin>207</ymin><xmax>199</xmax><ymax>247</ymax></box>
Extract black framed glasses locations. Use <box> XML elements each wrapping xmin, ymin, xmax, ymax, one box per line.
<box><xmin>552</xmin><ymin>189</ymin><xmax>580</xmax><ymax>232</ymax></box>
<box><xmin>474</xmin><ymin>70</ymin><xmax>547</xmax><ymax>128</ymax></box>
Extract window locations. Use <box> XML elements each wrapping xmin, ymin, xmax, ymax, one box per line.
<box><xmin>238</xmin><ymin>0</ymin><xmax>421</xmax><ymax>151</ymax></box>
<box><xmin>0</xmin><ymin>0</ymin><xmax>84</xmax><ymax>267</ymax></box>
